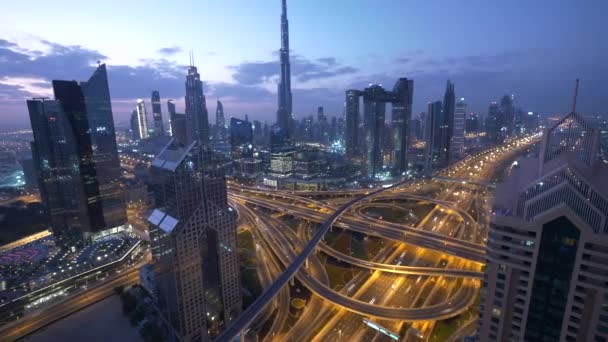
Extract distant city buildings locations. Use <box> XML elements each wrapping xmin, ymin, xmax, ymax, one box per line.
<box><xmin>479</xmin><ymin>109</ymin><xmax>608</xmax><ymax>341</ymax></box>
<box><xmin>148</xmin><ymin>140</ymin><xmax>241</xmax><ymax>340</ymax></box>
<box><xmin>483</xmin><ymin>93</ymin><xmax>542</xmax><ymax>145</ymax></box>
<box><xmin>27</xmin><ymin>64</ymin><xmax>126</xmax><ymax>246</ymax></box>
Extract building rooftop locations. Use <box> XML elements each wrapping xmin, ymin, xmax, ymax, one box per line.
<box><xmin>147</xmin><ymin>208</ymin><xmax>179</xmax><ymax>234</ymax></box>
<box><xmin>151</xmin><ymin>139</ymin><xmax>196</xmax><ymax>171</ymax></box>
<box><xmin>493</xmin><ymin>112</ymin><xmax>608</xmax><ymax>233</ymax></box>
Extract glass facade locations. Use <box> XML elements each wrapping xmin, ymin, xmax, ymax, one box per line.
<box><xmin>185</xmin><ymin>65</ymin><xmax>209</xmax><ymax>144</ymax></box>
<box><xmin>230</xmin><ymin>118</ymin><xmax>253</xmax><ymax>159</ymax></box>
<box><xmin>28</xmin><ymin>64</ymin><xmax>126</xmax><ymax>245</ymax></box>
<box><xmin>525</xmin><ymin>216</ymin><xmax>580</xmax><ymax>341</ymax></box>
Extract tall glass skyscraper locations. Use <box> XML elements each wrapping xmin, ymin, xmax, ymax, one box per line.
<box><xmin>276</xmin><ymin>0</ymin><xmax>293</xmax><ymax>140</ymax></box>
<box><xmin>28</xmin><ymin>64</ymin><xmax>126</xmax><ymax>246</ymax></box>
<box><xmin>440</xmin><ymin>80</ymin><xmax>455</xmax><ymax>165</ymax></box>
<box><xmin>363</xmin><ymin>84</ymin><xmax>389</xmax><ymax>179</ymax></box>
<box><xmin>185</xmin><ymin>64</ymin><xmax>209</xmax><ymax>145</ymax></box>
<box><xmin>215</xmin><ymin>99</ymin><xmax>227</xmax><ymax>142</ymax></box>
<box><xmin>450</xmin><ymin>98</ymin><xmax>466</xmax><ymax>163</ymax></box>
<box><xmin>424</xmin><ymin>100</ymin><xmax>443</xmax><ymax>174</ymax></box>
<box><xmin>151</xmin><ymin>90</ymin><xmax>164</xmax><ymax>136</ymax></box>
<box><xmin>391</xmin><ymin>78</ymin><xmax>414</xmax><ymax>175</ymax></box>
<box><xmin>230</xmin><ymin>117</ymin><xmax>253</xmax><ymax>159</ymax></box>
<box><xmin>135</xmin><ymin>99</ymin><xmax>149</xmax><ymax>140</ymax></box>
<box><xmin>345</xmin><ymin>89</ymin><xmax>362</xmax><ymax>158</ymax></box>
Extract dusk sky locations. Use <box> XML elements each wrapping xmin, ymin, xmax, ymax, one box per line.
<box><xmin>0</xmin><ymin>0</ymin><xmax>606</xmax><ymax>129</ymax></box>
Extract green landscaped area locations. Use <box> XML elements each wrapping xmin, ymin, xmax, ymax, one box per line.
<box><xmin>325</xmin><ymin>227</ymin><xmax>390</xmax><ymax>262</ymax></box>
<box><xmin>319</xmin><ymin>253</ymin><xmax>356</xmax><ymax>289</ymax></box>
<box><xmin>238</xmin><ymin>230</ymin><xmax>256</xmax><ymax>267</ymax></box>
<box><xmin>361</xmin><ymin>200</ymin><xmax>435</xmax><ymax>227</ymax></box>
<box><xmin>241</xmin><ymin>266</ymin><xmax>263</xmax><ymax>308</ymax></box>
<box><xmin>351</xmin><ymin>235</ymin><xmax>387</xmax><ymax>260</ymax></box>
<box><xmin>237</xmin><ymin>230</ymin><xmax>263</xmax><ymax>308</ymax></box>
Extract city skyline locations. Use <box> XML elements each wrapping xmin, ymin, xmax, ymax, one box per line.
<box><xmin>3</xmin><ymin>1</ymin><xmax>608</xmax><ymax>341</ymax></box>
<box><xmin>1</xmin><ymin>0</ymin><xmax>607</xmax><ymax>130</ymax></box>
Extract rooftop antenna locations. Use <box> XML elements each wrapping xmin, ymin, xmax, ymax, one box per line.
<box><xmin>571</xmin><ymin>79</ymin><xmax>580</xmax><ymax>113</ymax></box>
<box><xmin>189</xmin><ymin>50</ymin><xmax>195</xmax><ymax>67</ymax></box>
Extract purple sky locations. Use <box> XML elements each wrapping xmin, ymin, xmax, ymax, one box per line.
<box><xmin>0</xmin><ymin>0</ymin><xmax>606</xmax><ymax>130</ymax></box>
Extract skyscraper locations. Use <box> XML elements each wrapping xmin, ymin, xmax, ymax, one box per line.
<box><xmin>316</xmin><ymin>106</ymin><xmax>329</xmax><ymax>143</ymax></box>
<box><xmin>130</xmin><ymin>110</ymin><xmax>141</xmax><ymax>141</ymax></box>
<box><xmin>478</xmin><ymin>110</ymin><xmax>608</xmax><ymax>341</ymax></box>
<box><xmin>185</xmin><ymin>62</ymin><xmax>209</xmax><ymax>145</ymax></box>
<box><xmin>215</xmin><ymin>99</ymin><xmax>227</xmax><ymax>142</ymax></box>
<box><xmin>424</xmin><ymin>101</ymin><xmax>443</xmax><ymax>174</ymax></box>
<box><xmin>167</xmin><ymin>99</ymin><xmax>176</xmax><ymax>137</ymax></box>
<box><xmin>230</xmin><ymin>117</ymin><xmax>253</xmax><ymax>159</ymax></box>
<box><xmin>465</xmin><ymin>112</ymin><xmax>479</xmax><ymax>133</ymax></box>
<box><xmin>151</xmin><ymin>90</ymin><xmax>164</xmax><ymax>136</ymax></box>
<box><xmin>345</xmin><ymin>89</ymin><xmax>361</xmax><ymax>158</ymax></box>
<box><xmin>135</xmin><ymin>99</ymin><xmax>149</xmax><ymax>140</ymax></box>
<box><xmin>347</xmin><ymin>78</ymin><xmax>414</xmax><ymax>178</ymax></box>
<box><xmin>28</xmin><ymin>64</ymin><xmax>126</xmax><ymax>246</ymax></box>
<box><xmin>391</xmin><ymin>78</ymin><xmax>414</xmax><ymax>175</ymax></box>
<box><xmin>500</xmin><ymin>94</ymin><xmax>514</xmax><ymax>135</ymax></box>
<box><xmin>28</xmin><ymin>98</ymin><xmax>88</xmax><ymax>246</ymax></box>
<box><xmin>440</xmin><ymin>80</ymin><xmax>455</xmax><ymax>165</ymax></box>
<box><xmin>363</xmin><ymin>84</ymin><xmax>389</xmax><ymax>179</ymax></box>
<box><xmin>450</xmin><ymin>97</ymin><xmax>466</xmax><ymax>162</ymax></box>
<box><xmin>485</xmin><ymin>101</ymin><xmax>501</xmax><ymax>144</ymax></box>
<box><xmin>149</xmin><ymin>140</ymin><xmax>241</xmax><ymax>340</ymax></box>
<box><xmin>276</xmin><ymin>0</ymin><xmax>293</xmax><ymax>140</ymax></box>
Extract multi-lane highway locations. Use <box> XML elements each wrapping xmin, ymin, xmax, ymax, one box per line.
<box><xmin>0</xmin><ymin>264</ymin><xmax>141</xmax><ymax>341</ymax></box>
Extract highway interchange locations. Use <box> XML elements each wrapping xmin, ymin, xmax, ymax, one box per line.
<box><xmin>219</xmin><ymin>133</ymin><xmax>539</xmax><ymax>341</ymax></box>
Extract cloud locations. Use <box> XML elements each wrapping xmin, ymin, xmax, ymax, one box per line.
<box><xmin>229</xmin><ymin>54</ymin><xmax>359</xmax><ymax>85</ymax></box>
<box><xmin>0</xmin><ymin>38</ymin><xmax>189</xmax><ymax>101</ymax></box>
<box><xmin>0</xmin><ymin>39</ymin><xmax>17</xmax><ymax>48</ymax></box>
<box><xmin>229</xmin><ymin>61</ymin><xmax>277</xmax><ymax>85</ymax></box>
<box><xmin>0</xmin><ymin>82</ymin><xmax>35</xmax><ymax>100</ymax></box>
<box><xmin>317</xmin><ymin>57</ymin><xmax>337</xmax><ymax>66</ymax></box>
<box><xmin>157</xmin><ymin>46</ymin><xmax>182</xmax><ymax>56</ymax></box>
<box><xmin>395</xmin><ymin>57</ymin><xmax>412</xmax><ymax>64</ymax></box>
